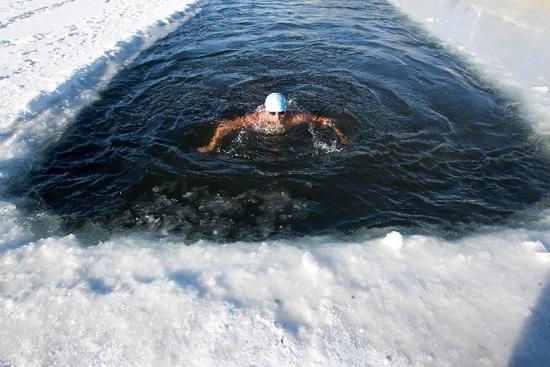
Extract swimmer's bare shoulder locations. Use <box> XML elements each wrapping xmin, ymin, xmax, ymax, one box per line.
<box><xmin>224</xmin><ymin>112</ymin><xmax>260</xmax><ymax>127</ymax></box>
<box><xmin>286</xmin><ymin>112</ymin><xmax>328</xmax><ymax>126</ymax></box>
<box><xmin>286</xmin><ymin>111</ymin><xmax>305</xmax><ymax>123</ymax></box>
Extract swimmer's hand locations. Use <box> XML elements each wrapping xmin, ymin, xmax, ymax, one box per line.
<box><xmin>321</xmin><ymin>118</ymin><xmax>335</xmax><ymax>127</ymax></box>
<box><xmin>322</xmin><ymin>118</ymin><xmax>348</xmax><ymax>145</ymax></box>
<box><xmin>338</xmin><ymin>135</ymin><xmax>349</xmax><ymax>146</ymax></box>
<box><xmin>197</xmin><ymin>145</ymin><xmax>214</xmax><ymax>153</ymax></box>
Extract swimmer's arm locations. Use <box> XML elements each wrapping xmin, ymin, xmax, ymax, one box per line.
<box><xmin>289</xmin><ymin>113</ymin><xmax>348</xmax><ymax>145</ymax></box>
<box><xmin>197</xmin><ymin>114</ymin><xmax>256</xmax><ymax>153</ymax></box>
<box><xmin>324</xmin><ymin>121</ymin><xmax>348</xmax><ymax>145</ymax></box>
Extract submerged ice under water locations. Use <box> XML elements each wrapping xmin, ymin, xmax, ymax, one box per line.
<box><xmin>16</xmin><ymin>0</ymin><xmax>550</xmax><ymax>243</ymax></box>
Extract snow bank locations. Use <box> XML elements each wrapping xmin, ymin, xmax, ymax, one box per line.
<box><xmin>1</xmin><ymin>232</ymin><xmax>548</xmax><ymax>366</ymax></box>
<box><xmin>0</xmin><ymin>0</ymin><xmax>201</xmax><ymax>162</ymax></box>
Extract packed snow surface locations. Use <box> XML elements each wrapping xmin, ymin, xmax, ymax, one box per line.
<box><xmin>1</xmin><ymin>0</ymin><xmax>550</xmax><ymax>366</ymax></box>
<box><xmin>1</xmin><ymin>232</ymin><xmax>549</xmax><ymax>366</ymax></box>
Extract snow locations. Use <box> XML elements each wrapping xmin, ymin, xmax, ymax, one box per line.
<box><xmin>1</xmin><ymin>232</ymin><xmax>548</xmax><ymax>366</ymax></box>
<box><xmin>0</xmin><ymin>0</ymin><xmax>201</xmax><ymax>161</ymax></box>
<box><xmin>1</xmin><ymin>0</ymin><xmax>550</xmax><ymax>366</ymax></box>
<box><xmin>381</xmin><ymin>231</ymin><xmax>403</xmax><ymax>251</ymax></box>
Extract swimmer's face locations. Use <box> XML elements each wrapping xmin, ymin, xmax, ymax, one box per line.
<box><xmin>266</xmin><ymin>110</ymin><xmax>286</xmax><ymax>123</ymax></box>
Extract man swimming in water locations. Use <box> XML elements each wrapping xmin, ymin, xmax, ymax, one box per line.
<box><xmin>197</xmin><ymin>93</ymin><xmax>348</xmax><ymax>153</ymax></box>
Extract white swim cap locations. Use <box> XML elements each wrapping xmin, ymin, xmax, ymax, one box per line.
<box><xmin>264</xmin><ymin>92</ymin><xmax>287</xmax><ymax>112</ymax></box>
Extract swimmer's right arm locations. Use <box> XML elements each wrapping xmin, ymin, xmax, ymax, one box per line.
<box><xmin>197</xmin><ymin>114</ymin><xmax>255</xmax><ymax>153</ymax></box>
<box><xmin>197</xmin><ymin>122</ymin><xmax>239</xmax><ymax>153</ymax></box>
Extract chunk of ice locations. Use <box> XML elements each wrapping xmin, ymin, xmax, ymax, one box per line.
<box><xmin>381</xmin><ymin>231</ymin><xmax>403</xmax><ymax>250</ymax></box>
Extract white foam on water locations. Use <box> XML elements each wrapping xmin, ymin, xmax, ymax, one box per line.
<box><xmin>1</xmin><ymin>0</ymin><xmax>550</xmax><ymax>366</ymax></box>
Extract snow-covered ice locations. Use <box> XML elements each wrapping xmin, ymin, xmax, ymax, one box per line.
<box><xmin>1</xmin><ymin>0</ymin><xmax>550</xmax><ymax>366</ymax></box>
<box><xmin>0</xmin><ymin>0</ymin><xmax>201</xmax><ymax>161</ymax></box>
<box><xmin>1</xmin><ymin>232</ymin><xmax>549</xmax><ymax>366</ymax></box>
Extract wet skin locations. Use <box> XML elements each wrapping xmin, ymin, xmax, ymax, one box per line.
<box><xmin>197</xmin><ymin>110</ymin><xmax>348</xmax><ymax>153</ymax></box>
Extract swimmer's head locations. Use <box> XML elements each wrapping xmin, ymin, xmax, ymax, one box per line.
<box><xmin>264</xmin><ymin>93</ymin><xmax>287</xmax><ymax>112</ymax></box>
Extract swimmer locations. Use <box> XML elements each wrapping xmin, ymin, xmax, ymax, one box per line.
<box><xmin>197</xmin><ymin>93</ymin><xmax>348</xmax><ymax>153</ymax></box>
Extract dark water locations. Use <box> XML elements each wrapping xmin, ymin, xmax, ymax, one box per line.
<box><xmin>18</xmin><ymin>0</ymin><xmax>550</xmax><ymax>242</ymax></box>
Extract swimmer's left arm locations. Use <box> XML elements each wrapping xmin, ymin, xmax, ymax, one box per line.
<box><xmin>290</xmin><ymin>113</ymin><xmax>348</xmax><ymax>145</ymax></box>
<box><xmin>325</xmin><ymin>121</ymin><xmax>348</xmax><ymax>145</ymax></box>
